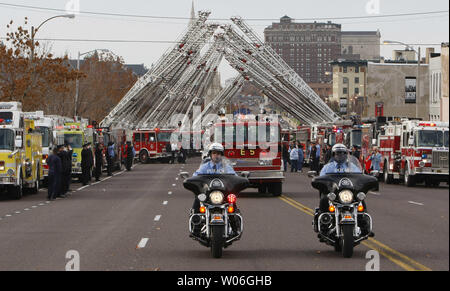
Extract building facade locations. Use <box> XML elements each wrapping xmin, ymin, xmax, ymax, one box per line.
<box><xmin>366</xmin><ymin>61</ymin><xmax>429</xmax><ymax>120</ymax></box>
<box><xmin>330</xmin><ymin>60</ymin><xmax>368</xmax><ymax>116</ymax></box>
<box><xmin>429</xmin><ymin>53</ymin><xmax>442</xmax><ymax>121</ymax></box>
<box><xmin>264</xmin><ymin>16</ymin><xmax>342</xmax><ymax>83</ymax></box>
<box><xmin>441</xmin><ymin>43</ymin><xmax>449</xmax><ymax>122</ymax></box>
<box><xmin>341</xmin><ymin>31</ymin><xmax>381</xmax><ymax>60</ymax></box>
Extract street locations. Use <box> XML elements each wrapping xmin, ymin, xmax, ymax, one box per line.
<box><xmin>0</xmin><ymin>158</ymin><xmax>447</xmax><ymax>271</ymax></box>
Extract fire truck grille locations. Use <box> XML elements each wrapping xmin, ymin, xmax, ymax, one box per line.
<box><xmin>432</xmin><ymin>151</ymin><xmax>449</xmax><ymax>169</ymax></box>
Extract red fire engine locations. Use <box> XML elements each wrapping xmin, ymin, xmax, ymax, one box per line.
<box><xmin>133</xmin><ymin>128</ymin><xmax>173</xmax><ymax>163</ymax></box>
<box><xmin>213</xmin><ymin>118</ymin><xmax>284</xmax><ymax>196</ymax></box>
<box><xmin>378</xmin><ymin>120</ymin><xmax>449</xmax><ymax>187</ymax></box>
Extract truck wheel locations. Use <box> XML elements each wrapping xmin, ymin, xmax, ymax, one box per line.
<box><xmin>268</xmin><ymin>182</ymin><xmax>282</xmax><ymax>197</ymax></box>
<box><xmin>404</xmin><ymin>168</ymin><xmax>415</xmax><ymax>187</ymax></box>
<box><xmin>11</xmin><ymin>175</ymin><xmax>23</xmax><ymax>200</ymax></box>
<box><xmin>139</xmin><ymin>151</ymin><xmax>149</xmax><ymax>164</ymax></box>
<box><xmin>383</xmin><ymin>164</ymin><xmax>393</xmax><ymax>184</ymax></box>
<box><xmin>31</xmin><ymin>171</ymin><xmax>40</xmax><ymax>195</ymax></box>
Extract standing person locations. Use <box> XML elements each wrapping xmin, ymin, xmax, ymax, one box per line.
<box><xmin>81</xmin><ymin>143</ymin><xmax>91</xmax><ymax>186</ymax></box>
<box><xmin>369</xmin><ymin>147</ymin><xmax>382</xmax><ymax>171</ymax></box>
<box><xmin>165</xmin><ymin>142</ymin><xmax>173</xmax><ymax>164</ymax></box>
<box><xmin>106</xmin><ymin>141</ymin><xmax>115</xmax><ymax>176</ymax></box>
<box><xmin>46</xmin><ymin>147</ymin><xmax>62</xmax><ymax>201</ymax></box>
<box><xmin>179</xmin><ymin>146</ymin><xmax>187</xmax><ymax>164</ymax></box>
<box><xmin>171</xmin><ymin>142</ymin><xmax>177</xmax><ymax>164</ymax></box>
<box><xmin>324</xmin><ymin>144</ymin><xmax>332</xmax><ymax>164</ymax></box>
<box><xmin>289</xmin><ymin>144</ymin><xmax>299</xmax><ymax>172</ymax></box>
<box><xmin>125</xmin><ymin>141</ymin><xmax>135</xmax><ymax>171</ymax></box>
<box><xmin>310</xmin><ymin>141</ymin><xmax>317</xmax><ymax>172</ymax></box>
<box><xmin>314</xmin><ymin>142</ymin><xmax>321</xmax><ymax>172</ymax></box>
<box><xmin>87</xmin><ymin>142</ymin><xmax>94</xmax><ymax>183</ymax></box>
<box><xmin>282</xmin><ymin>144</ymin><xmax>290</xmax><ymax>172</ymax></box>
<box><xmin>66</xmin><ymin>144</ymin><xmax>73</xmax><ymax>193</ymax></box>
<box><xmin>94</xmin><ymin>143</ymin><xmax>104</xmax><ymax>181</ymax></box>
<box><xmin>57</xmin><ymin>145</ymin><xmax>69</xmax><ymax>198</ymax></box>
<box><xmin>297</xmin><ymin>144</ymin><xmax>304</xmax><ymax>173</ymax></box>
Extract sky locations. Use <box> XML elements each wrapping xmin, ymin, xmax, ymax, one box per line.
<box><xmin>0</xmin><ymin>0</ymin><xmax>448</xmax><ymax>85</ymax></box>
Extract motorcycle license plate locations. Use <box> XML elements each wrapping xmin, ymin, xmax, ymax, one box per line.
<box><xmin>210</xmin><ymin>214</ymin><xmax>224</xmax><ymax>223</ymax></box>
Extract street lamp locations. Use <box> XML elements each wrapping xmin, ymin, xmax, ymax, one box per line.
<box><xmin>74</xmin><ymin>49</ymin><xmax>111</xmax><ymax>117</ymax></box>
<box><xmin>383</xmin><ymin>40</ymin><xmax>421</xmax><ymax>119</ymax></box>
<box><xmin>30</xmin><ymin>14</ymin><xmax>75</xmax><ymax>59</ymax></box>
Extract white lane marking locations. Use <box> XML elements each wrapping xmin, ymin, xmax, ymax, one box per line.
<box><xmin>5</xmin><ymin>214</ymin><xmax>12</xmax><ymax>217</ymax></box>
<box><xmin>175</xmin><ymin>177</ymin><xmax>179</xmax><ymax>181</ymax></box>
<box><xmin>24</xmin><ymin>208</ymin><xmax>30</xmax><ymax>211</ymax></box>
<box><xmin>45</xmin><ymin>201</ymin><xmax>51</xmax><ymax>203</ymax></box>
<box><xmin>38</xmin><ymin>203</ymin><xmax>45</xmax><ymax>206</ymax></box>
<box><xmin>103</xmin><ymin>176</ymin><xmax>112</xmax><ymax>181</ymax></box>
<box><xmin>408</xmin><ymin>201</ymin><xmax>424</xmax><ymax>206</ymax></box>
<box><xmin>31</xmin><ymin>206</ymin><xmax>37</xmax><ymax>208</ymax></box>
<box><xmin>369</xmin><ymin>191</ymin><xmax>380</xmax><ymax>196</ymax></box>
<box><xmin>168</xmin><ymin>191</ymin><xmax>172</xmax><ymax>195</ymax></box>
<box><xmin>163</xmin><ymin>201</ymin><xmax>168</xmax><ymax>205</ymax></box>
<box><xmin>154</xmin><ymin>215</ymin><xmax>161</xmax><ymax>221</ymax></box>
<box><xmin>172</xmin><ymin>184</ymin><xmax>176</xmax><ymax>187</ymax></box>
<box><xmin>137</xmin><ymin>238</ymin><xmax>149</xmax><ymax>249</ymax></box>
<box><xmin>77</xmin><ymin>185</ymin><xmax>89</xmax><ymax>191</ymax></box>
<box><xmin>15</xmin><ymin>211</ymin><xmax>21</xmax><ymax>214</ymax></box>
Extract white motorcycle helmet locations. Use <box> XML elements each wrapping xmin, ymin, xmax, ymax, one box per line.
<box><xmin>332</xmin><ymin>143</ymin><xmax>348</xmax><ymax>163</ymax></box>
<box><xmin>208</xmin><ymin>142</ymin><xmax>225</xmax><ymax>156</ymax></box>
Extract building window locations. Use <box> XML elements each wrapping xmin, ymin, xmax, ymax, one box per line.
<box><xmin>355</xmin><ymin>88</ymin><xmax>359</xmax><ymax>94</ymax></box>
<box><xmin>343</xmin><ymin>88</ymin><xmax>348</xmax><ymax>94</ymax></box>
<box><xmin>355</xmin><ymin>67</ymin><xmax>359</xmax><ymax>73</ymax></box>
<box><xmin>343</xmin><ymin>77</ymin><xmax>348</xmax><ymax>84</ymax></box>
<box><xmin>343</xmin><ymin>67</ymin><xmax>347</xmax><ymax>73</ymax></box>
<box><xmin>355</xmin><ymin>77</ymin><xmax>359</xmax><ymax>84</ymax></box>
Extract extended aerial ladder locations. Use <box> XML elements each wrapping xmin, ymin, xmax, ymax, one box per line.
<box><xmin>101</xmin><ymin>12</ymin><xmax>341</xmax><ymax>131</ymax></box>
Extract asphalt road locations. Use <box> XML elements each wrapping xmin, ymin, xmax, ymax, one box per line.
<box><xmin>0</xmin><ymin>158</ymin><xmax>448</xmax><ymax>271</ymax></box>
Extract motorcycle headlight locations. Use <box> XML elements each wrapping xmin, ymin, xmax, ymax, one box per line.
<box><xmin>338</xmin><ymin>190</ymin><xmax>354</xmax><ymax>204</ymax></box>
<box><xmin>197</xmin><ymin>193</ymin><xmax>207</xmax><ymax>202</ymax></box>
<box><xmin>209</xmin><ymin>191</ymin><xmax>224</xmax><ymax>204</ymax></box>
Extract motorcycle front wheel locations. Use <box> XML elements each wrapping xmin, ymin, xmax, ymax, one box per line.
<box><xmin>210</xmin><ymin>225</ymin><xmax>225</xmax><ymax>258</ymax></box>
<box><xmin>341</xmin><ymin>224</ymin><xmax>354</xmax><ymax>258</ymax></box>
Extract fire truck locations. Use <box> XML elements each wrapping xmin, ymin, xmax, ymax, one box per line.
<box><xmin>379</xmin><ymin>120</ymin><xmax>449</xmax><ymax>187</ymax></box>
<box><xmin>212</xmin><ymin>117</ymin><xmax>284</xmax><ymax>196</ymax></box>
<box><xmin>55</xmin><ymin>122</ymin><xmax>94</xmax><ymax>178</ymax></box>
<box><xmin>133</xmin><ymin>128</ymin><xmax>172</xmax><ymax>163</ymax></box>
<box><xmin>23</xmin><ymin>111</ymin><xmax>56</xmax><ymax>183</ymax></box>
<box><xmin>0</xmin><ymin>102</ymin><xmax>43</xmax><ymax>199</ymax></box>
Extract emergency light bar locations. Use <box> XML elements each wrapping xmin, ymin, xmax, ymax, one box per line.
<box><xmin>419</xmin><ymin>123</ymin><xmax>436</xmax><ymax>127</ymax></box>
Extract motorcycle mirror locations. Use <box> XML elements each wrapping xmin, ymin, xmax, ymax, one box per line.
<box><xmin>179</xmin><ymin>172</ymin><xmax>189</xmax><ymax>179</ymax></box>
<box><xmin>241</xmin><ymin>171</ymin><xmax>250</xmax><ymax>178</ymax></box>
<box><xmin>307</xmin><ymin>171</ymin><xmax>317</xmax><ymax>178</ymax></box>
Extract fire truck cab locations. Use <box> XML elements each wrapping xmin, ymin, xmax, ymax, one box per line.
<box><xmin>133</xmin><ymin>128</ymin><xmax>171</xmax><ymax>163</ymax></box>
<box><xmin>0</xmin><ymin>102</ymin><xmax>43</xmax><ymax>199</ymax></box>
<box><xmin>212</xmin><ymin>118</ymin><xmax>284</xmax><ymax>196</ymax></box>
<box><xmin>379</xmin><ymin>120</ymin><xmax>449</xmax><ymax>187</ymax></box>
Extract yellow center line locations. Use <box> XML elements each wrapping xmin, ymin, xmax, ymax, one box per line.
<box><xmin>279</xmin><ymin>194</ymin><xmax>432</xmax><ymax>271</ymax></box>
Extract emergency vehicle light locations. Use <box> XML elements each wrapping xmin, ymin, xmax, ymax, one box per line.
<box><xmin>419</xmin><ymin>123</ymin><xmax>436</xmax><ymax>127</ymax></box>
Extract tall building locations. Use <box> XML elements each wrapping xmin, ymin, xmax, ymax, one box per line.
<box><xmin>341</xmin><ymin>31</ymin><xmax>381</xmax><ymax>60</ymax></box>
<box><xmin>441</xmin><ymin>43</ymin><xmax>449</xmax><ymax>122</ymax></box>
<box><xmin>264</xmin><ymin>16</ymin><xmax>342</xmax><ymax>83</ymax></box>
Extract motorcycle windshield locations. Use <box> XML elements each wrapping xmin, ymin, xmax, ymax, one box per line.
<box><xmin>183</xmin><ymin>174</ymin><xmax>249</xmax><ymax>196</ymax></box>
<box><xmin>312</xmin><ymin>156</ymin><xmax>378</xmax><ymax>194</ymax></box>
<box><xmin>320</xmin><ymin>155</ymin><xmax>363</xmax><ymax>175</ymax></box>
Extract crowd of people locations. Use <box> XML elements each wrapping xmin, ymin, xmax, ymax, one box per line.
<box><xmin>282</xmin><ymin>140</ymin><xmax>382</xmax><ymax>174</ymax></box>
<box><xmin>46</xmin><ymin>141</ymin><xmax>136</xmax><ymax>201</ymax></box>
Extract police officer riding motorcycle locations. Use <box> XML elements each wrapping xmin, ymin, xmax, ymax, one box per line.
<box><xmin>310</xmin><ymin>144</ymin><xmax>377</xmax><ymax>258</ymax></box>
<box><xmin>181</xmin><ymin>143</ymin><xmax>249</xmax><ymax>258</ymax></box>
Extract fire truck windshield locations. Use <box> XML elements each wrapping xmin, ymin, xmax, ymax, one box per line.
<box><xmin>63</xmin><ymin>133</ymin><xmax>83</xmax><ymax>148</ymax></box>
<box><xmin>214</xmin><ymin>124</ymin><xmax>279</xmax><ymax>145</ymax></box>
<box><xmin>351</xmin><ymin>130</ymin><xmax>362</xmax><ymax>147</ymax></box>
<box><xmin>36</xmin><ymin>126</ymin><xmax>51</xmax><ymax>147</ymax></box>
<box><xmin>0</xmin><ymin>129</ymin><xmax>15</xmax><ymax>151</ymax></box>
<box><xmin>157</xmin><ymin>132</ymin><xmax>172</xmax><ymax>142</ymax></box>
<box><xmin>416</xmin><ymin>130</ymin><xmax>445</xmax><ymax>147</ymax></box>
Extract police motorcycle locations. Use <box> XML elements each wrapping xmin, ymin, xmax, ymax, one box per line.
<box><xmin>308</xmin><ymin>153</ymin><xmax>378</xmax><ymax>258</ymax></box>
<box><xmin>180</xmin><ymin>158</ymin><xmax>249</xmax><ymax>258</ymax></box>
